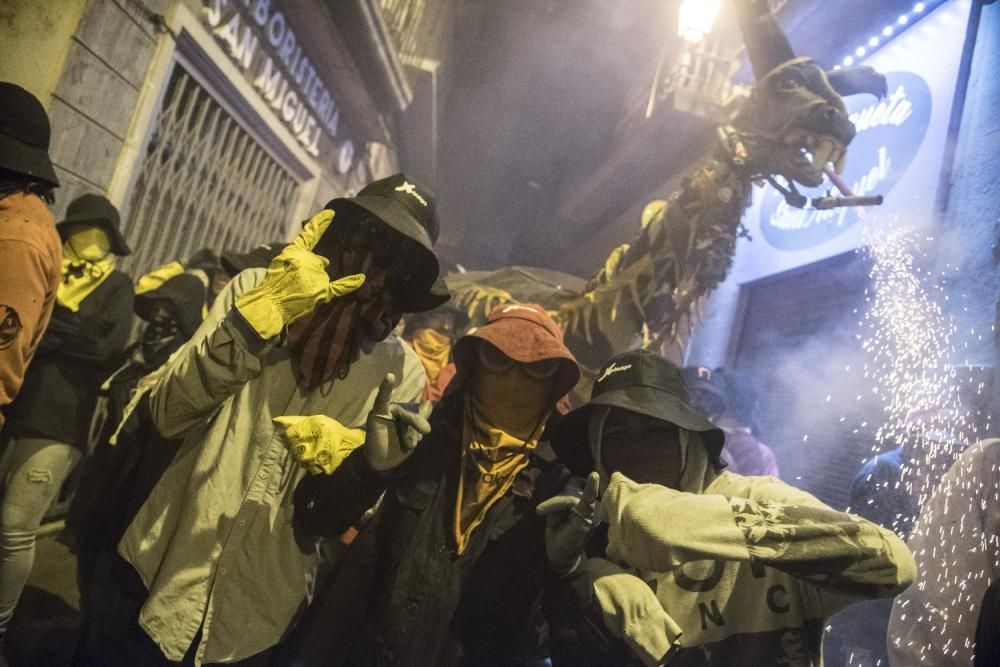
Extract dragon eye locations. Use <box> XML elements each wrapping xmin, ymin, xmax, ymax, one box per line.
<box><xmin>777</xmin><ymin>71</ymin><xmax>806</xmax><ymax>91</ymax></box>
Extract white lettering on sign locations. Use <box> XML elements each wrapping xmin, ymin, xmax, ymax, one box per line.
<box><xmin>202</xmin><ymin>0</ymin><xmax>352</xmax><ymax>167</ymax></box>
<box><xmin>849</xmin><ymin>85</ymin><xmax>914</xmax><ymax>132</ymax></box>
<box><xmin>769</xmin><ymin>146</ymin><xmax>892</xmax><ymax>232</ymax></box>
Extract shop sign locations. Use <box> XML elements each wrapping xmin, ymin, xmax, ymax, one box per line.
<box><xmin>731</xmin><ymin>0</ymin><xmax>972</xmax><ymax>283</ymax></box>
<box><xmin>202</xmin><ymin>0</ymin><xmax>355</xmax><ymax>172</ymax></box>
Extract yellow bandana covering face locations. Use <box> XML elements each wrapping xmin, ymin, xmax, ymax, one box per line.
<box><xmin>411</xmin><ymin>327</ymin><xmax>451</xmax><ymax>383</ymax></box>
<box><xmin>454</xmin><ymin>365</ymin><xmax>553</xmax><ymax>554</ymax></box>
<box><xmin>58</xmin><ymin>226</ymin><xmax>115</xmax><ymax>312</ymax></box>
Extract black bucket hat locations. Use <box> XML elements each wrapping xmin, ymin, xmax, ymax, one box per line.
<box><xmin>220</xmin><ymin>241</ymin><xmax>285</xmax><ymax>277</ymax></box>
<box><xmin>0</xmin><ymin>82</ymin><xmax>59</xmax><ymax>187</ymax></box>
<box><xmin>680</xmin><ymin>366</ymin><xmax>729</xmax><ymax>420</ymax></box>
<box><xmin>325</xmin><ymin>173</ymin><xmax>449</xmax><ymax>313</ymax></box>
<box><xmin>551</xmin><ymin>349</ymin><xmax>725</xmax><ymax>476</ymax></box>
<box><xmin>134</xmin><ymin>273</ymin><xmax>205</xmax><ymax>337</ymax></box>
<box><xmin>682</xmin><ymin>366</ymin><xmax>763</xmax><ymax>435</ymax></box>
<box><xmin>57</xmin><ymin>193</ymin><xmax>131</xmax><ymax>255</ymax></box>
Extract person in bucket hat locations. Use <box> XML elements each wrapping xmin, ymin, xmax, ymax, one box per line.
<box><xmin>278</xmin><ymin>303</ymin><xmax>580</xmax><ymax>665</ymax></box>
<box><xmin>56</xmin><ymin>192</ymin><xmax>131</xmax><ymax>256</ymax></box>
<box><xmin>1</xmin><ymin>192</ymin><xmax>134</xmax><ymax>650</ymax></box>
<box><xmin>0</xmin><ymin>83</ymin><xmax>62</xmax><ymax>437</ymax></box>
<box><xmin>83</xmin><ymin>174</ymin><xmax>446</xmax><ymax>664</ymax></box>
<box><xmin>539</xmin><ymin>350</ymin><xmax>915</xmax><ymax>666</ymax></box>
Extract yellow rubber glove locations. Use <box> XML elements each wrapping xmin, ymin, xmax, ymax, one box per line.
<box><xmin>273</xmin><ymin>414</ymin><xmax>366</xmax><ymax>475</ymax></box>
<box><xmin>235</xmin><ymin>210</ymin><xmax>365</xmax><ymax>339</ymax></box>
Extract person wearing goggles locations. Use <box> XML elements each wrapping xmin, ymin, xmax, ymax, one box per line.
<box><xmin>282</xmin><ymin>303</ymin><xmax>581</xmax><ymax>665</ymax></box>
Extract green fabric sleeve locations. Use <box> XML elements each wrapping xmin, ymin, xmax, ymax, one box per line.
<box><xmin>604</xmin><ymin>473</ymin><xmax>915</xmax><ymax>600</ymax></box>
<box><xmin>149</xmin><ymin>270</ymin><xmax>268</xmax><ymax>440</ymax></box>
<box><xmin>590</xmin><ymin>557</ymin><xmax>682</xmax><ymax>666</ymax></box>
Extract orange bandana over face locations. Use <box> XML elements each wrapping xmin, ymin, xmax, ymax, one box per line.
<box><xmin>454</xmin><ymin>366</ymin><xmax>553</xmax><ymax>554</ymax></box>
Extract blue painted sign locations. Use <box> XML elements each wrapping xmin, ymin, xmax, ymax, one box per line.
<box><xmin>759</xmin><ymin>72</ymin><xmax>933</xmax><ymax>251</ymax></box>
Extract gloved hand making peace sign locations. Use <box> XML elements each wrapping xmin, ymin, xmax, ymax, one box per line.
<box><xmin>275</xmin><ymin>372</ymin><xmax>433</xmax><ymax>475</ymax></box>
<box><xmin>235</xmin><ymin>209</ymin><xmax>365</xmax><ymax>340</ymax></box>
<box><xmin>536</xmin><ymin>471</ymin><xmax>601</xmax><ymax>577</ymax></box>
<box><xmin>364</xmin><ymin>373</ymin><xmax>433</xmax><ymax>472</ymax></box>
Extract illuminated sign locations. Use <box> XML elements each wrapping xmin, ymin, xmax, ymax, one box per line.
<box><xmin>732</xmin><ymin>0</ymin><xmax>972</xmax><ymax>283</ymax></box>
<box><xmin>202</xmin><ymin>0</ymin><xmax>355</xmax><ymax>172</ymax></box>
<box><xmin>759</xmin><ymin>72</ymin><xmax>933</xmax><ymax>251</ymax></box>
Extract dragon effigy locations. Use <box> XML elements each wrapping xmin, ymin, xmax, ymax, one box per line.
<box><xmin>447</xmin><ymin>0</ymin><xmax>887</xmax><ymax>374</ymax></box>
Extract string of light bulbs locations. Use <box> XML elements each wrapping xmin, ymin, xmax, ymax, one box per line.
<box><xmin>833</xmin><ymin>1</ymin><xmax>944</xmax><ymax>70</ymax></box>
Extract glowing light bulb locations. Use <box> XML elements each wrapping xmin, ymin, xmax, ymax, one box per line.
<box><xmin>843</xmin><ymin>56</ymin><xmax>854</xmax><ymax>66</ymax></box>
<box><xmin>883</xmin><ymin>26</ymin><xmax>894</xmax><ymax>37</ymax></box>
<box><xmin>833</xmin><ymin>64</ymin><xmax>842</xmax><ymax>71</ymax></box>
<box><xmin>914</xmin><ymin>2</ymin><xmax>926</xmax><ymax>12</ymax></box>
<box><xmin>678</xmin><ymin>0</ymin><xmax>721</xmax><ymax>43</ymax></box>
<box><xmin>899</xmin><ymin>15</ymin><xmax>909</xmax><ymax>25</ymax></box>
<box><xmin>869</xmin><ymin>36</ymin><xmax>879</xmax><ymax>47</ymax></box>
<box><xmin>856</xmin><ymin>46</ymin><xmax>867</xmax><ymax>57</ymax></box>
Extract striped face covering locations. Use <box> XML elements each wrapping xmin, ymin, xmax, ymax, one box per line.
<box><xmin>286</xmin><ymin>222</ymin><xmax>401</xmax><ymax>390</ymax></box>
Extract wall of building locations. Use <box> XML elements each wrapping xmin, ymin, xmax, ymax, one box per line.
<box><xmin>936</xmin><ymin>0</ymin><xmax>1000</xmax><ymax>369</ymax></box>
<box><xmin>0</xmin><ymin>0</ymin><xmax>87</xmax><ymax>106</ymax></box>
<box><xmin>4</xmin><ymin>0</ymin><xmax>400</xmax><ymax>255</ymax></box>
<box><xmin>35</xmin><ymin>0</ymin><xmax>167</xmax><ymax>218</ymax></box>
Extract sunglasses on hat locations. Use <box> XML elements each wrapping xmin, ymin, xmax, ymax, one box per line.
<box><xmin>478</xmin><ymin>343</ymin><xmax>560</xmax><ymax>380</ymax></box>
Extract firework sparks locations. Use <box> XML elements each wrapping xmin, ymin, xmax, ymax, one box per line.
<box><xmin>861</xmin><ymin>226</ymin><xmax>971</xmax><ymax>511</ymax></box>
<box><xmin>859</xmin><ymin>226</ymin><xmax>999</xmax><ymax>665</ymax></box>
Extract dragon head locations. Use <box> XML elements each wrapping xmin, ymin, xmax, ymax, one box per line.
<box><xmin>731</xmin><ymin>0</ymin><xmax>888</xmax><ymax>188</ymax></box>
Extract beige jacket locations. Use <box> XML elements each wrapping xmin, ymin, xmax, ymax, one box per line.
<box><xmin>119</xmin><ymin>269</ymin><xmax>425</xmax><ymax>664</ymax></box>
<box><xmin>597</xmin><ymin>471</ymin><xmax>916</xmax><ymax>666</ymax></box>
<box><xmin>888</xmin><ymin>439</ymin><xmax>1000</xmax><ymax>666</ymax></box>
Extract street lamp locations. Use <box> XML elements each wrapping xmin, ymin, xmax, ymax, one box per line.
<box><xmin>678</xmin><ymin>0</ymin><xmax>721</xmax><ymax>43</ymax></box>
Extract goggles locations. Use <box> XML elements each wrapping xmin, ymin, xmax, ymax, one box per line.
<box><xmin>478</xmin><ymin>342</ymin><xmax>560</xmax><ymax>380</ymax></box>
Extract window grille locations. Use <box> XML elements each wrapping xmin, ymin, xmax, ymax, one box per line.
<box><xmin>122</xmin><ymin>65</ymin><xmax>300</xmax><ymax>275</ymax></box>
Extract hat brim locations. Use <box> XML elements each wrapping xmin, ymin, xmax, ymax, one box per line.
<box><xmin>221</xmin><ymin>245</ymin><xmax>284</xmax><ymax>277</ymax></box>
<box><xmin>399</xmin><ymin>276</ymin><xmax>451</xmax><ymax>313</ymax></box>
<box><xmin>454</xmin><ymin>325</ymin><xmax>580</xmax><ymax>400</ymax></box>
<box><xmin>329</xmin><ymin>198</ymin><xmax>445</xmax><ymax>313</ymax></box>
<box><xmin>0</xmin><ymin>132</ymin><xmax>59</xmax><ymax>187</ymax></box>
<box><xmin>57</xmin><ymin>217</ymin><xmax>131</xmax><ymax>256</ymax></box>
<box><xmin>550</xmin><ymin>385</ymin><xmax>725</xmax><ymax>476</ymax></box>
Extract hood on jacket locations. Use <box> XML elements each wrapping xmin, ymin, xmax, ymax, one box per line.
<box><xmin>134</xmin><ymin>273</ymin><xmax>206</xmax><ymax>337</ymax></box>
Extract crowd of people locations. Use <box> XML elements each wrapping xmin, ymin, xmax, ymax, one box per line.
<box><xmin>0</xmin><ymin>78</ymin><xmax>996</xmax><ymax>667</ymax></box>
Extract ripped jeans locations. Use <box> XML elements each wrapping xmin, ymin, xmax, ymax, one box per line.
<box><xmin>0</xmin><ymin>438</ymin><xmax>81</xmax><ymax>634</ymax></box>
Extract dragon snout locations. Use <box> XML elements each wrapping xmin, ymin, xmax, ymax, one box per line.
<box><xmin>803</xmin><ymin>104</ymin><xmax>856</xmax><ymax>146</ymax></box>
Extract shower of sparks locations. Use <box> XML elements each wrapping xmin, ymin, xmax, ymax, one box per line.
<box><xmin>860</xmin><ymin>227</ymin><xmax>971</xmax><ymax>508</ymax></box>
<box><xmin>856</xmin><ymin>226</ymin><xmax>999</xmax><ymax>665</ymax></box>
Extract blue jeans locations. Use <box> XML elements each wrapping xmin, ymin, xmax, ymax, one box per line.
<box><xmin>0</xmin><ymin>437</ymin><xmax>80</xmax><ymax>634</ymax></box>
